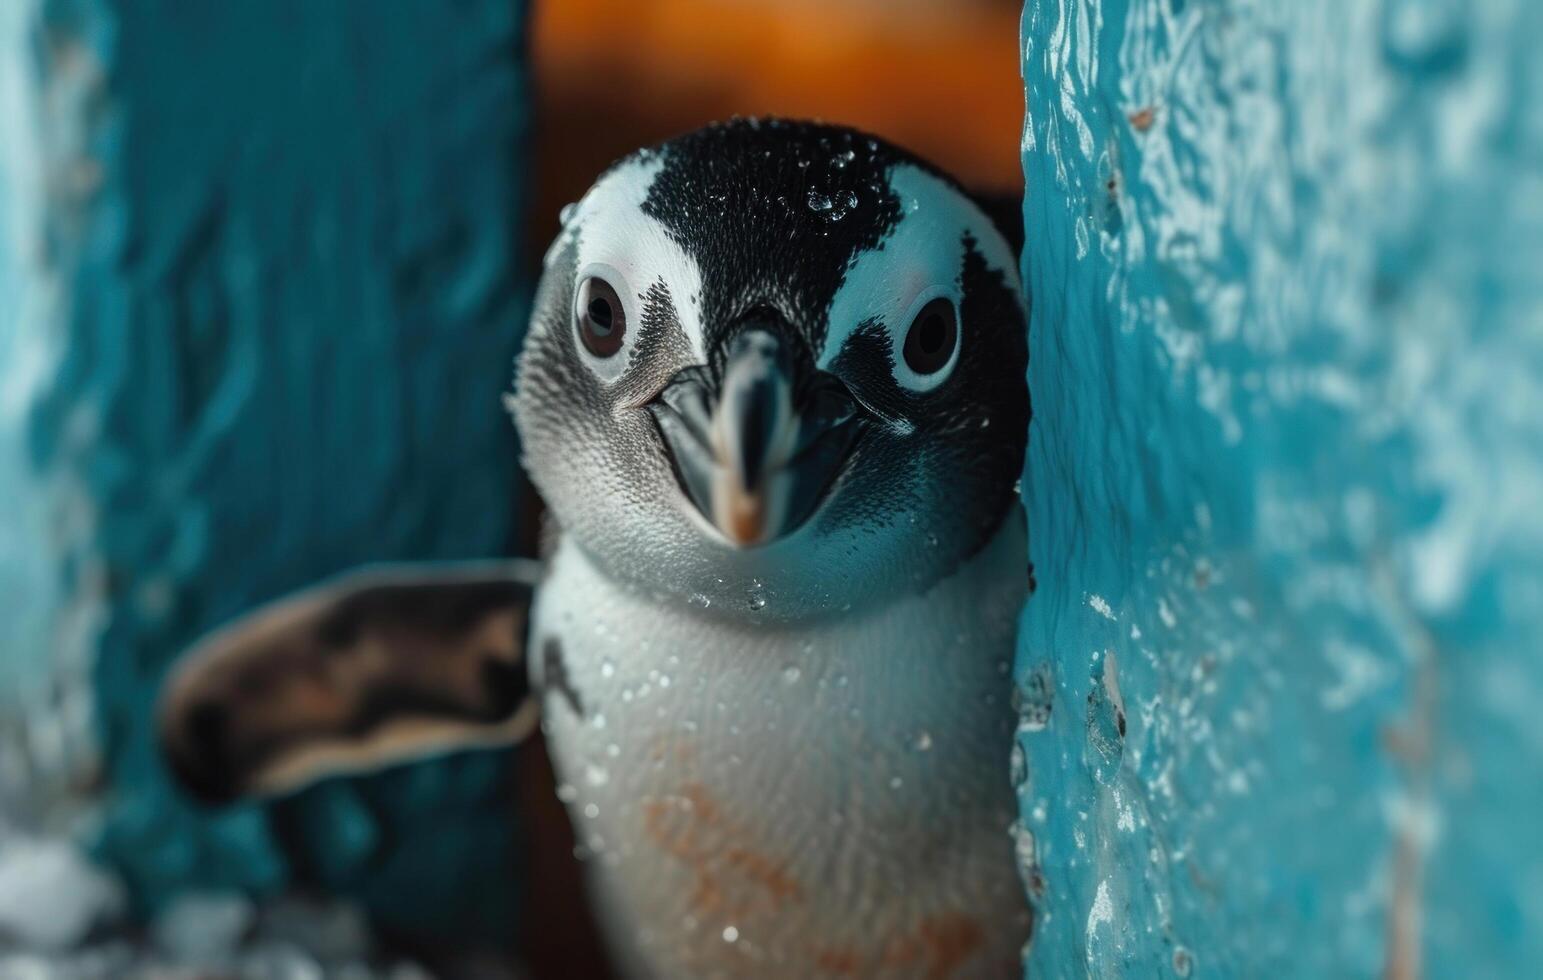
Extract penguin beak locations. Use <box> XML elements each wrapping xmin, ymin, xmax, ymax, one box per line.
<box><xmin>648</xmin><ymin>327</ymin><xmax>864</xmax><ymax>547</ymax></box>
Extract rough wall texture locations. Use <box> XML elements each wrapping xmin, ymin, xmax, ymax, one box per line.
<box><xmin>6</xmin><ymin>0</ymin><xmax>532</xmax><ymax>940</ymax></box>
<box><xmin>1015</xmin><ymin>0</ymin><xmax>1541</xmax><ymax>976</ymax></box>
<box><xmin>0</xmin><ymin>1</ymin><xmax>68</xmax><ymax>716</ymax></box>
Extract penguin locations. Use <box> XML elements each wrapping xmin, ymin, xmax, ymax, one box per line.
<box><xmin>159</xmin><ymin>119</ymin><xmax>1032</xmax><ymax>979</ymax></box>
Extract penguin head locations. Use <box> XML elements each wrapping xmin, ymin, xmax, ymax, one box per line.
<box><xmin>513</xmin><ymin>119</ymin><xmax>1028</xmax><ymax>619</ymax></box>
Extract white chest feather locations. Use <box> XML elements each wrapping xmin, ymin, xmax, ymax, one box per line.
<box><xmin>530</xmin><ymin>516</ymin><xmax>1032</xmax><ymax>979</ymax></box>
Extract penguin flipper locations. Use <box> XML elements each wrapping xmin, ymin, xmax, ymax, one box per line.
<box><xmin>157</xmin><ymin>559</ymin><xmax>543</xmax><ymax>805</ymax></box>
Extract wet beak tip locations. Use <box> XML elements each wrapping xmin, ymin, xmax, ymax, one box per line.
<box><xmin>726</xmin><ymin>518</ymin><xmax>763</xmax><ymax>548</ymax></box>
<box><xmin>716</xmin><ymin>484</ymin><xmax>768</xmax><ymax>547</ymax></box>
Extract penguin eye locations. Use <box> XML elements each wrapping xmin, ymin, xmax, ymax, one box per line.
<box><xmin>899</xmin><ymin>297</ymin><xmax>959</xmax><ymax>382</ymax></box>
<box><xmin>576</xmin><ymin>276</ymin><xmax>627</xmax><ymax>358</ymax></box>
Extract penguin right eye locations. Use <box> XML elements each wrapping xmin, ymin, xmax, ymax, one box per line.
<box><xmin>903</xmin><ymin>297</ymin><xmax>957</xmax><ymax>376</ymax></box>
<box><xmin>891</xmin><ymin>293</ymin><xmax>961</xmax><ymax>393</ymax></box>
<box><xmin>576</xmin><ymin>276</ymin><xmax>627</xmax><ymax>358</ymax></box>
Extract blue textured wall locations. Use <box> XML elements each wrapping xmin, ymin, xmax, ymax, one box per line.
<box><xmin>7</xmin><ymin>0</ymin><xmax>532</xmax><ymax>940</ymax></box>
<box><xmin>1015</xmin><ymin>0</ymin><xmax>1542</xmax><ymax>976</ymax></box>
<box><xmin>0</xmin><ymin>1</ymin><xmax>64</xmax><ymax>713</ymax></box>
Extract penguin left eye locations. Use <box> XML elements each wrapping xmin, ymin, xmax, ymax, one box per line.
<box><xmin>894</xmin><ymin>296</ymin><xmax>960</xmax><ymax>391</ymax></box>
<box><xmin>576</xmin><ymin>275</ymin><xmax>628</xmax><ymax>358</ymax></box>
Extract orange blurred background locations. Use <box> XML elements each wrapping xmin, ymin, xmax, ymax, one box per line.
<box><xmin>528</xmin><ymin>0</ymin><xmax>1025</xmax><ymax>259</ymax></box>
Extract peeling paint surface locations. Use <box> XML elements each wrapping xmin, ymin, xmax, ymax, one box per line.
<box><xmin>1016</xmin><ymin>0</ymin><xmax>1543</xmax><ymax>976</ymax></box>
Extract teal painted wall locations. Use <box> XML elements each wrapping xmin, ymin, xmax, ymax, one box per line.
<box><xmin>4</xmin><ymin>0</ymin><xmax>532</xmax><ymax>941</ymax></box>
<box><xmin>1015</xmin><ymin>0</ymin><xmax>1542</xmax><ymax>976</ymax></box>
<box><xmin>0</xmin><ymin>0</ymin><xmax>64</xmax><ymax>716</ymax></box>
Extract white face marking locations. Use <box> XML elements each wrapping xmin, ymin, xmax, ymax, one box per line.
<box><xmin>819</xmin><ymin>164</ymin><xmax>1023</xmax><ymax>390</ymax></box>
<box><xmin>548</xmin><ymin>153</ymin><xmax>708</xmax><ymax>380</ymax></box>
